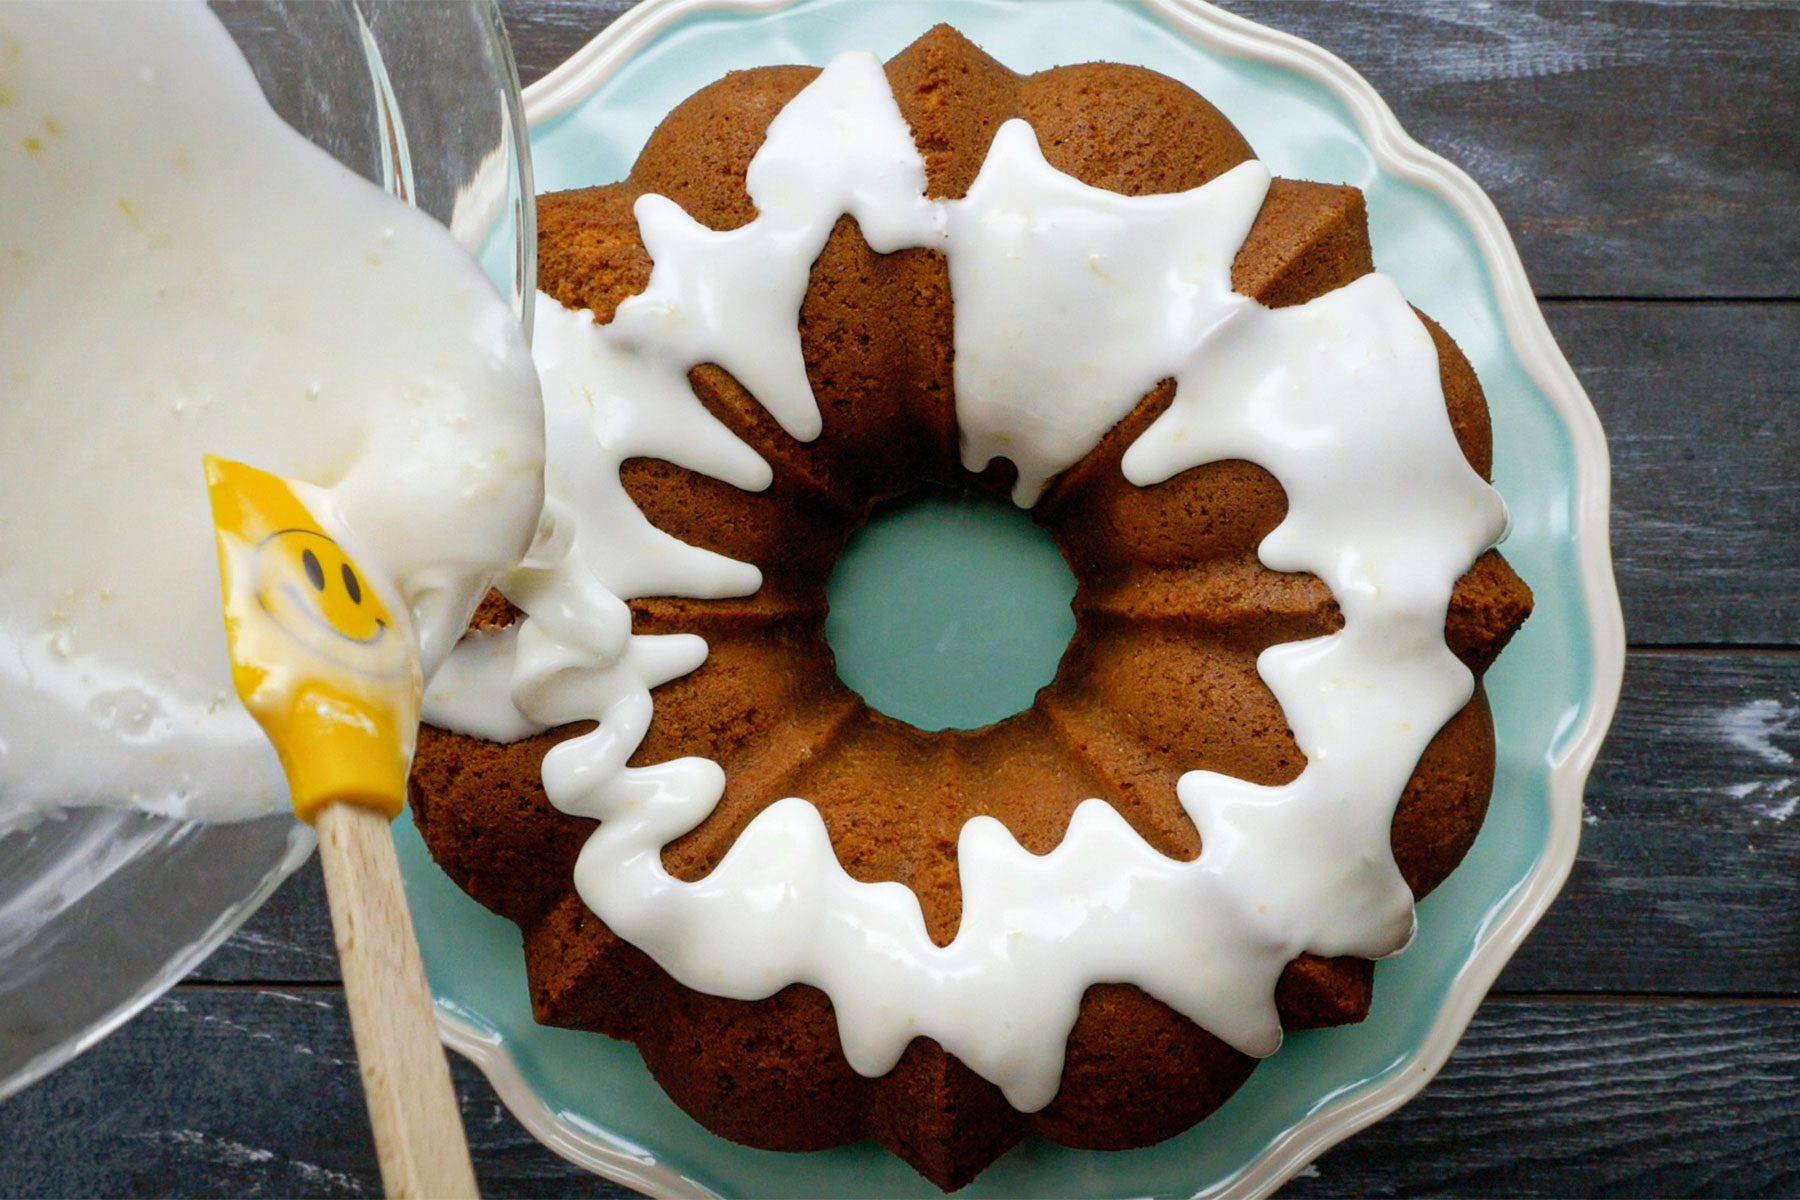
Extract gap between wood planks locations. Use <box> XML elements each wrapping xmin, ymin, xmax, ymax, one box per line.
<box><xmin>163</xmin><ymin>980</ymin><xmax>1800</xmax><ymax>1007</ymax></box>
<box><xmin>1537</xmin><ymin>296</ymin><xmax>1800</xmax><ymax>305</ymax></box>
<box><xmin>1632</xmin><ymin>645</ymin><xmax>1800</xmax><ymax>656</ymax></box>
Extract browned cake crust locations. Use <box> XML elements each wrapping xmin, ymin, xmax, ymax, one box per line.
<box><xmin>410</xmin><ymin>24</ymin><xmax>1534</xmax><ymax>1191</ymax></box>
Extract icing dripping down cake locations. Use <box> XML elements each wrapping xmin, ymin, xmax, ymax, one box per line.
<box><xmin>412</xmin><ymin>25</ymin><xmax>1533</xmax><ymax>1190</ymax></box>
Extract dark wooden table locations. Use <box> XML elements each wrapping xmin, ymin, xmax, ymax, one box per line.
<box><xmin>5</xmin><ymin>1</ymin><xmax>1796</xmax><ymax>1195</ymax></box>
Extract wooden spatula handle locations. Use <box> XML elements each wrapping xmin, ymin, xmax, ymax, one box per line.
<box><xmin>317</xmin><ymin>803</ymin><xmax>479</xmax><ymax>1200</ymax></box>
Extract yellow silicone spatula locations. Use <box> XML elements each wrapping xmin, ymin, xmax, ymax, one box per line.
<box><xmin>206</xmin><ymin>455</ymin><xmax>478</xmax><ymax>1200</ymax></box>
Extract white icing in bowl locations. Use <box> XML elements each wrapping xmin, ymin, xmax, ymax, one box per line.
<box><xmin>0</xmin><ymin>1</ymin><xmax>544</xmax><ymax>834</ymax></box>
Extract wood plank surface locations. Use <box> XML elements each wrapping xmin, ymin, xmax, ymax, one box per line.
<box><xmin>1498</xmin><ymin>652</ymin><xmax>1800</xmax><ymax>994</ymax></box>
<box><xmin>3</xmin><ymin>989</ymin><xmax>1794</xmax><ymax>1199</ymax></box>
<box><xmin>0</xmin><ymin>988</ymin><xmax>628</xmax><ymax>1200</ymax></box>
<box><xmin>193</xmin><ymin>860</ymin><xmax>337</xmax><ymax>985</ymax></box>
<box><xmin>1542</xmin><ymin>302</ymin><xmax>1798</xmax><ymax>647</ymax></box>
<box><xmin>1288</xmin><ymin>999</ymin><xmax>1800</xmax><ymax>1199</ymax></box>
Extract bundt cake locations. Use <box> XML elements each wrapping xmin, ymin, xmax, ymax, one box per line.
<box><xmin>411</xmin><ymin>24</ymin><xmax>1534</xmax><ymax>1191</ymax></box>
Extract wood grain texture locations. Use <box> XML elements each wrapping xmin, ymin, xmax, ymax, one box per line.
<box><xmin>3</xmin><ymin>990</ymin><xmax>1795</xmax><ymax>1199</ymax></box>
<box><xmin>1498</xmin><ymin>652</ymin><xmax>1800</xmax><ymax>995</ymax></box>
<box><xmin>498</xmin><ymin>0</ymin><xmax>633</xmax><ymax>81</ymax></box>
<box><xmin>0</xmin><ymin>988</ymin><xmax>631</xmax><ymax>1200</ymax></box>
<box><xmin>1286</xmin><ymin>999</ymin><xmax>1800</xmax><ymax>1199</ymax></box>
<box><xmin>1543</xmin><ymin>301</ymin><xmax>1799</xmax><ymax>646</ymax></box>
<box><xmin>194</xmin><ymin>853</ymin><xmax>338</xmax><ymax>984</ymax></box>
<box><xmin>315</xmin><ymin>804</ymin><xmax>477</xmax><ymax>1200</ymax></box>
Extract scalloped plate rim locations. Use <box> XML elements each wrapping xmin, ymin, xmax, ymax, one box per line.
<box><xmin>435</xmin><ymin>1</ymin><xmax>1626</xmax><ymax>1196</ymax></box>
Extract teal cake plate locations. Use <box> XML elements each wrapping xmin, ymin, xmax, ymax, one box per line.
<box><xmin>396</xmin><ymin>1</ymin><xmax>1626</xmax><ymax>1195</ymax></box>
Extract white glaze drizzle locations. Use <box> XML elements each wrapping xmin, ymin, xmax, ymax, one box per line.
<box><xmin>0</xmin><ymin>2</ymin><xmax>543</xmax><ymax>833</ymax></box>
<box><xmin>426</xmin><ymin>52</ymin><xmax>1510</xmax><ymax>1111</ymax></box>
<box><xmin>950</xmin><ymin>124</ymin><xmax>1267</xmax><ymax>505</ymax></box>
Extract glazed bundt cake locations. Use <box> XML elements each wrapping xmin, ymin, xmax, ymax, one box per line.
<box><xmin>411</xmin><ymin>25</ymin><xmax>1533</xmax><ymax>1191</ymax></box>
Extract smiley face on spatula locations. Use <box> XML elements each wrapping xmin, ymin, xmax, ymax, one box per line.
<box><xmin>206</xmin><ymin>455</ymin><xmax>421</xmax><ymax>822</ymax></box>
<box><xmin>252</xmin><ymin>527</ymin><xmax>410</xmax><ymax>677</ymax></box>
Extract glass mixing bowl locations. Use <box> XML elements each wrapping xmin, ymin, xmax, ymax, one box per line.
<box><xmin>0</xmin><ymin>0</ymin><xmax>534</xmax><ymax>1101</ymax></box>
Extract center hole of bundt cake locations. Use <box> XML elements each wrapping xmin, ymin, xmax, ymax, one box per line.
<box><xmin>824</xmin><ymin>489</ymin><xmax>1077</xmax><ymax>731</ymax></box>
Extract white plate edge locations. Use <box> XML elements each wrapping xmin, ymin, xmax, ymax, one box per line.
<box><xmin>439</xmin><ymin>1</ymin><xmax>1629</xmax><ymax>1196</ymax></box>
